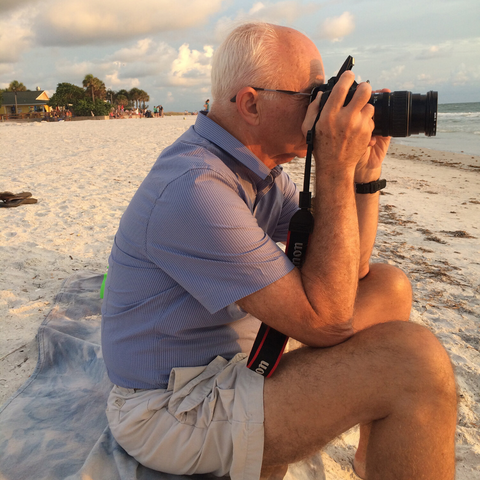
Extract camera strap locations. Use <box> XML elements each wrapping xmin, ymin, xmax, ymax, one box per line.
<box><xmin>247</xmin><ymin>109</ymin><xmax>324</xmax><ymax>377</ymax></box>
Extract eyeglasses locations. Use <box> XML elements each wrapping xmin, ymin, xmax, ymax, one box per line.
<box><xmin>230</xmin><ymin>87</ymin><xmax>313</xmax><ymax>103</ymax></box>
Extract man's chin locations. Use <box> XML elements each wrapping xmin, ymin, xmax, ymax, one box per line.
<box><xmin>279</xmin><ymin>151</ymin><xmax>307</xmax><ymax>164</ymax></box>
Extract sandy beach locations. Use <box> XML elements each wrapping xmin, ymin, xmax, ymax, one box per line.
<box><xmin>1</xmin><ymin>117</ymin><xmax>479</xmax><ymax>479</ymax></box>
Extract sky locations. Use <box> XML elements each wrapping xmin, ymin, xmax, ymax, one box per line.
<box><xmin>1</xmin><ymin>0</ymin><xmax>479</xmax><ymax>111</ymax></box>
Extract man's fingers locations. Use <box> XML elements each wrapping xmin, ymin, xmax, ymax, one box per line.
<box><xmin>322</xmin><ymin>71</ymin><xmax>356</xmax><ymax>113</ymax></box>
<box><xmin>302</xmin><ymin>91</ymin><xmax>322</xmax><ymax>137</ymax></box>
<box><xmin>320</xmin><ymin>71</ymin><xmax>373</xmax><ymax>117</ymax></box>
<box><xmin>345</xmin><ymin>81</ymin><xmax>372</xmax><ymax>112</ymax></box>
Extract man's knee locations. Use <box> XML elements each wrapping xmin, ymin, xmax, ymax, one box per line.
<box><xmin>364</xmin><ymin>322</ymin><xmax>456</xmax><ymax>403</ymax></box>
<box><xmin>368</xmin><ymin>263</ymin><xmax>412</xmax><ymax>299</ymax></box>
<box><xmin>366</xmin><ymin>263</ymin><xmax>412</xmax><ymax>320</ymax></box>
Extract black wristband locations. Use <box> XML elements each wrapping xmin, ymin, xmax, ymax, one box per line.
<box><xmin>355</xmin><ymin>178</ymin><xmax>386</xmax><ymax>194</ymax></box>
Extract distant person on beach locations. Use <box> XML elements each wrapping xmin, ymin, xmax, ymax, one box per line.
<box><xmin>159</xmin><ymin>105</ymin><xmax>164</xmax><ymax>117</ymax></box>
<box><xmin>102</xmin><ymin>22</ymin><xmax>457</xmax><ymax>480</ymax></box>
<box><xmin>204</xmin><ymin>98</ymin><xmax>210</xmax><ymax>113</ymax></box>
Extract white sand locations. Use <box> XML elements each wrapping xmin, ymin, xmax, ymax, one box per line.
<box><xmin>1</xmin><ymin>117</ymin><xmax>479</xmax><ymax>479</ymax></box>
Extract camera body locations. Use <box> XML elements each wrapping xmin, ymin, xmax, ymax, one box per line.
<box><xmin>311</xmin><ymin>56</ymin><xmax>438</xmax><ymax>137</ymax></box>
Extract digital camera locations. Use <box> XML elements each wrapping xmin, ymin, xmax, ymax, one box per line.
<box><xmin>312</xmin><ymin>56</ymin><xmax>438</xmax><ymax>137</ymax></box>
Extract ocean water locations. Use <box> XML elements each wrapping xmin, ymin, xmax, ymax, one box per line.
<box><xmin>393</xmin><ymin>102</ymin><xmax>480</xmax><ymax>156</ymax></box>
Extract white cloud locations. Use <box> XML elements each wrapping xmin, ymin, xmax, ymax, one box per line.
<box><xmin>109</xmin><ymin>39</ymin><xmax>177</xmax><ymax>73</ymax></box>
<box><xmin>398</xmin><ymin>81</ymin><xmax>415</xmax><ymax>90</ymax></box>
<box><xmin>416</xmin><ymin>44</ymin><xmax>449</xmax><ymax>60</ymax></box>
<box><xmin>52</xmin><ymin>58</ymin><xmax>150</xmax><ymax>91</ymax></box>
<box><xmin>54</xmin><ymin>60</ymin><xmax>103</xmax><ymax>80</ymax></box>
<box><xmin>169</xmin><ymin>44</ymin><xmax>213</xmax><ymax>87</ymax></box>
<box><xmin>33</xmin><ymin>0</ymin><xmax>224</xmax><ymax>46</ymax></box>
<box><xmin>449</xmin><ymin>63</ymin><xmax>480</xmax><ymax>86</ymax></box>
<box><xmin>104</xmin><ymin>71</ymin><xmax>123</xmax><ymax>87</ymax></box>
<box><xmin>214</xmin><ymin>1</ymin><xmax>320</xmax><ymax>41</ymax></box>
<box><xmin>0</xmin><ymin>26</ymin><xmax>31</xmax><ymax>63</ymax></box>
<box><xmin>104</xmin><ymin>72</ymin><xmax>140</xmax><ymax>90</ymax></box>
<box><xmin>417</xmin><ymin>73</ymin><xmax>433</xmax><ymax>82</ymax></box>
<box><xmin>0</xmin><ymin>12</ymin><xmax>33</xmax><ymax>63</ymax></box>
<box><xmin>318</xmin><ymin>12</ymin><xmax>355</xmax><ymax>42</ymax></box>
<box><xmin>112</xmin><ymin>39</ymin><xmax>156</xmax><ymax>63</ymax></box>
<box><xmin>0</xmin><ymin>0</ymin><xmax>39</xmax><ymax>14</ymax></box>
<box><xmin>246</xmin><ymin>1</ymin><xmax>312</xmax><ymax>22</ymax></box>
<box><xmin>379</xmin><ymin>65</ymin><xmax>405</xmax><ymax>82</ymax></box>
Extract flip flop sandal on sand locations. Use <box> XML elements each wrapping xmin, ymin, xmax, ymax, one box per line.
<box><xmin>0</xmin><ymin>191</ymin><xmax>33</xmax><ymax>201</ymax></box>
<box><xmin>0</xmin><ymin>197</ymin><xmax>37</xmax><ymax>208</ymax></box>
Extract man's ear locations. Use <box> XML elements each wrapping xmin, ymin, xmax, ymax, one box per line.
<box><xmin>234</xmin><ymin>87</ymin><xmax>260</xmax><ymax>126</ymax></box>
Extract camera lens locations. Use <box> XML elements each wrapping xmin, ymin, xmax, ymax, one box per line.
<box><xmin>370</xmin><ymin>91</ymin><xmax>438</xmax><ymax>137</ymax></box>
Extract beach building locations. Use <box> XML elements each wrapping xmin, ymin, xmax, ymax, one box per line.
<box><xmin>0</xmin><ymin>88</ymin><xmax>51</xmax><ymax>117</ymax></box>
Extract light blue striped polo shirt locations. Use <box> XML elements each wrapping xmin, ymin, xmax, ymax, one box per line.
<box><xmin>101</xmin><ymin>112</ymin><xmax>299</xmax><ymax>389</ymax></box>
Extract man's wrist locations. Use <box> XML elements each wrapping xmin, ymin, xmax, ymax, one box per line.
<box><xmin>355</xmin><ymin>179</ymin><xmax>386</xmax><ymax>194</ymax></box>
<box><xmin>354</xmin><ymin>166</ymin><xmax>382</xmax><ymax>184</ymax></box>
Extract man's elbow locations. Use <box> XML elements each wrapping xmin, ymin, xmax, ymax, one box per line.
<box><xmin>306</xmin><ymin>315</ymin><xmax>355</xmax><ymax>348</ymax></box>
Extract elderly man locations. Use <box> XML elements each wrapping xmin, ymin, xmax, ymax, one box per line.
<box><xmin>102</xmin><ymin>22</ymin><xmax>457</xmax><ymax>480</ymax></box>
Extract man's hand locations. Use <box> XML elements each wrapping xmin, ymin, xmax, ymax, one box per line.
<box><xmin>303</xmin><ymin>71</ymin><xmax>375</xmax><ymax>177</ymax></box>
<box><xmin>354</xmin><ymin>89</ymin><xmax>392</xmax><ymax>183</ymax></box>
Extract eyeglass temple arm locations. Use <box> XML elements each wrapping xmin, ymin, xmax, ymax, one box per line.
<box><xmin>230</xmin><ymin>88</ymin><xmax>310</xmax><ymax>103</ymax></box>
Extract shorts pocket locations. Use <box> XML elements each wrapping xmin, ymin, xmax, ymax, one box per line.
<box><xmin>167</xmin><ymin>356</ymin><xmax>232</xmax><ymax>426</ymax></box>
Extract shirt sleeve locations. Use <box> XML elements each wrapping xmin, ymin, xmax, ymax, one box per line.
<box><xmin>271</xmin><ymin>170</ymin><xmax>299</xmax><ymax>242</ymax></box>
<box><xmin>145</xmin><ymin>167</ymin><xmax>295</xmax><ymax>314</ymax></box>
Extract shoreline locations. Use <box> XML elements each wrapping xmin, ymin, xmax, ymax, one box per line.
<box><xmin>389</xmin><ymin>140</ymin><xmax>480</xmax><ymax>170</ymax></box>
<box><xmin>1</xmin><ymin>118</ymin><xmax>479</xmax><ymax>478</ymax></box>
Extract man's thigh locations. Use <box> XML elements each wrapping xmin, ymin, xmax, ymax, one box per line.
<box><xmin>261</xmin><ymin>320</ymin><xmax>442</xmax><ymax>466</ymax></box>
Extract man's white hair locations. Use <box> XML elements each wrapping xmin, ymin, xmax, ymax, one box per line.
<box><xmin>211</xmin><ymin>22</ymin><xmax>282</xmax><ymax>106</ymax></box>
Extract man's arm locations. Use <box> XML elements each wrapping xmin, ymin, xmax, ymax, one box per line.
<box><xmin>354</xmin><ymin>91</ymin><xmax>392</xmax><ymax>278</ymax></box>
<box><xmin>237</xmin><ymin>72</ymin><xmax>376</xmax><ymax>348</ymax></box>
<box><xmin>356</xmin><ymin>189</ymin><xmax>380</xmax><ymax>279</ymax></box>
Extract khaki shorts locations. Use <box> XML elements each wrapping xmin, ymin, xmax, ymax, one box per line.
<box><xmin>106</xmin><ymin>354</ymin><xmax>265</xmax><ymax>480</ymax></box>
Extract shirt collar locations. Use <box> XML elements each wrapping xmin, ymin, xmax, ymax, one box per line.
<box><xmin>194</xmin><ymin>111</ymin><xmax>276</xmax><ymax>180</ymax></box>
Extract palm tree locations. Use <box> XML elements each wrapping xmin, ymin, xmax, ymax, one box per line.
<box><xmin>139</xmin><ymin>90</ymin><xmax>150</xmax><ymax>109</ymax></box>
<box><xmin>115</xmin><ymin>89</ymin><xmax>131</xmax><ymax>108</ymax></box>
<box><xmin>82</xmin><ymin>75</ymin><xmax>106</xmax><ymax>103</ymax></box>
<box><xmin>83</xmin><ymin>74</ymin><xmax>96</xmax><ymax>102</ymax></box>
<box><xmin>95</xmin><ymin>80</ymin><xmax>107</xmax><ymax>101</ymax></box>
<box><xmin>106</xmin><ymin>89</ymin><xmax>116</xmax><ymax>104</ymax></box>
<box><xmin>116</xmin><ymin>94</ymin><xmax>129</xmax><ymax>108</ymax></box>
<box><xmin>129</xmin><ymin>88</ymin><xmax>142</xmax><ymax>109</ymax></box>
<box><xmin>7</xmin><ymin>80</ymin><xmax>27</xmax><ymax>92</ymax></box>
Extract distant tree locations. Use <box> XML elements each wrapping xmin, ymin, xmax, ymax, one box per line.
<box><xmin>82</xmin><ymin>74</ymin><xmax>96</xmax><ymax>101</ymax></box>
<box><xmin>115</xmin><ymin>89</ymin><xmax>131</xmax><ymax>107</ymax></box>
<box><xmin>116</xmin><ymin>89</ymin><xmax>129</xmax><ymax>99</ymax></box>
<box><xmin>82</xmin><ymin>74</ymin><xmax>106</xmax><ymax>102</ymax></box>
<box><xmin>72</xmin><ymin>98</ymin><xmax>112</xmax><ymax>117</ymax></box>
<box><xmin>116</xmin><ymin>94</ymin><xmax>129</xmax><ymax>108</ymax></box>
<box><xmin>7</xmin><ymin>80</ymin><xmax>27</xmax><ymax>92</ymax></box>
<box><xmin>106</xmin><ymin>89</ymin><xmax>116</xmax><ymax>104</ymax></box>
<box><xmin>49</xmin><ymin>83</ymin><xmax>85</xmax><ymax>109</ymax></box>
<box><xmin>129</xmin><ymin>87</ymin><xmax>142</xmax><ymax>109</ymax></box>
<box><xmin>0</xmin><ymin>91</ymin><xmax>3</xmax><ymax>109</ymax></box>
<box><xmin>138</xmin><ymin>89</ymin><xmax>150</xmax><ymax>109</ymax></box>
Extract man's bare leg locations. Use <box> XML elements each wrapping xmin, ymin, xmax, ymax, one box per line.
<box><xmin>267</xmin><ymin>262</ymin><xmax>414</xmax><ymax>478</ymax></box>
<box><xmin>260</xmin><ymin>321</ymin><xmax>457</xmax><ymax>480</ymax></box>
<box><xmin>353</xmin><ymin>424</ymin><xmax>371</xmax><ymax>478</ymax></box>
<box><xmin>260</xmin><ymin>465</ymin><xmax>289</xmax><ymax>480</ymax></box>
<box><xmin>353</xmin><ymin>263</ymin><xmax>413</xmax><ymax>329</ymax></box>
<box><xmin>351</xmin><ymin>262</ymin><xmax>412</xmax><ymax>478</ymax></box>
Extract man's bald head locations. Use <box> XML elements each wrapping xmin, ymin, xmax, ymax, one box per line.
<box><xmin>211</xmin><ymin>23</ymin><xmax>323</xmax><ymax>109</ymax></box>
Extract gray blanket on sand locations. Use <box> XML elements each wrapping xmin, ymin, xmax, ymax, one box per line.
<box><xmin>0</xmin><ymin>272</ymin><xmax>324</xmax><ymax>480</ymax></box>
